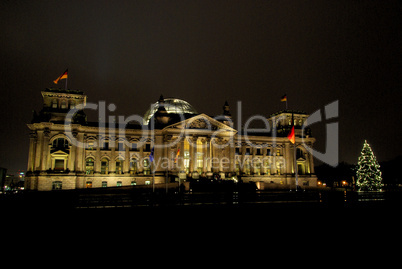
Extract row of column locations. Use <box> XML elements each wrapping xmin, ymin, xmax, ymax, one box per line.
<box><xmin>164</xmin><ymin>136</ymin><xmax>235</xmax><ymax>174</ymax></box>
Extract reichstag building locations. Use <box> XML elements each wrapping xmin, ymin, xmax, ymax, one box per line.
<box><xmin>25</xmin><ymin>88</ymin><xmax>317</xmax><ymax>191</ymax></box>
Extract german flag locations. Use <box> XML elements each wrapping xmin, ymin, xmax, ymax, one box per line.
<box><xmin>287</xmin><ymin>113</ymin><xmax>295</xmax><ymax>144</ymax></box>
<box><xmin>287</xmin><ymin>125</ymin><xmax>295</xmax><ymax>144</ymax></box>
<box><xmin>281</xmin><ymin>94</ymin><xmax>287</xmax><ymax>102</ymax></box>
<box><xmin>53</xmin><ymin>69</ymin><xmax>68</xmax><ymax>84</ymax></box>
<box><xmin>174</xmin><ymin>148</ymin><xmax>180</xmax><ymax>163</ymax></box>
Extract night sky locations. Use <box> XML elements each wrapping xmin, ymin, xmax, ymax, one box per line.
<box><xmin>1</xmin><ymin>0</ymin><xmax>401</xmax><ymax>174</ymax></box>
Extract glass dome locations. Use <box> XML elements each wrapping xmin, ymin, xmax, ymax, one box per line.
<box><xmin>143</xmin><ymin>98</ymin><xmax>198</xmax><ymax>124</ymax></box>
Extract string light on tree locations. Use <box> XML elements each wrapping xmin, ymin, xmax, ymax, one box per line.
<box><xmin>356</xmin><ymin>140</ymin><xmax>383</xmax><ymax>191</ymax></box>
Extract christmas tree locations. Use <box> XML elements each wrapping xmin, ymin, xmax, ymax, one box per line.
<box><xmin>356</xmin><ymin>140</ymin><xmax>383</xmax><ymax>191</ymax></box>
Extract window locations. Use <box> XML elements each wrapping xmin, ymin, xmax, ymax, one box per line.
<box><xmin>296</xmin><ymin>148</ymin><xmax>304</xmax><ymax>159</ymax></box>
<box><xmin>245</xmin><ymin>160</ymin><xmax>251</xmax><ymax>175</ymax></box>
<box><xmin>52</xmin><ymin>181</ymin><xmax>62</xmax><ymax>190</ymax></box>
<box><xmin>143</xmin><ymin>159</ymin><xmax>150</xmax><ymax>175</ymax></box>
<box><xmin>245</xmin><ymin>148</ymin><xmax>250</xmax><ymax>155</ymax></box>
<box><xmin>115</xmin><ymin>159</ymin><xmax>123</xmax><ymax>174</ymax></box>
<box><xmin>87</xmin><ymin>141</ymin><xmax>95</xmax><ymax>150</ymax></box>
<box><xmin>266</xmin><ymin>149</ymin><xmax>271</xmax><ymax>156</ymax></box>
<box><xmin>130</xmin><ymin>159</ymin><xmax>137</xmax><ymax>175</ymax></box>
<box><xmin>86</xmin><ymin>181</ymin><xmax>92</xmax><ymax>188</ymax></box>
<box><xmin>256</xmin><ymin>148</ymin><xmax>262</xmax><ymax>155</ymax></box>
<box><xmin>145</xmin><ymin>180</ymin><xmax>151</xmax><ymax>185</ymax></box>
<box><xmin>54</xmin><ymin>160</ymin><xmax>65</xmax><ymax>171</ymax></box>
<box><xmin>53</xmin><ymin>138</ymin><xmax>69</xmax><ymax>149</ymax></box>
<box><xmin>131</xmin><ymin>143</ymin><xmax>138</xmax><ymax>151</ymax></box>
<box><xmin>101</xmin><ymin>158</ymin><xmax>109</xmax><ymax>174</ymax></box>
<box><xmin>116</xmin><ymin>181</ymin><xmax>122</xmax><ymax>187</ymax></box>
<box><xmin>264</xmin><ymin>161</ymin><xmax>271</xmax><ymax>175</ymax></box>
<box><xmin>61</xmin><ymin>100</ymin><xmax>67</xmax><ymax>109</ymax></box>
<box><xmin>118</xmin><ymin>143</ymin><xmax>124</xmax><ymax>151</ymax></box>
<box><xmin>103</xmin><ymin>142</ymin><xmax>109</xmax><ymax>150</ymax></box>
<box><xmin>254</xmin><ymin>161</ymin><xmax>261</xmax><ymax>175</ymax></box>
<box><xmin>131</xmin><ymin>181</ymin><xmax>137</xmax><ymax>186</ymax></box>
<box><xmin>144</xmin><ymin>143</ymin><xmax>151</xmax><ymax>152</ymax></box>
<box><xmin>52</xmin><ymin>99</ymin><xmax>58</xmax><ymax>108</ymax></box>
<box><xmin>102</xmin><ymin>181</ymin><xmax>108</xmax><ymax>188</ymax></box>
<box><xmin>85</xmin><ymin>158</ymin><xmax>94</xmax><ymax>175</ymax></box>
<box><xmin>235</xmin><ymin>147</ymin><xmax>240</xmax><ymax>155</ymax></box>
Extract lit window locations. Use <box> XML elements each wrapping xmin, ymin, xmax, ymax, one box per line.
<box><xmin>53</xmin><ymin>138</ymin><xmax>69</xmax><ymax>149</ymax></box>
<box><xmin>130</xmin><ymin>159</ymin><xmax>137</xmax><ymax>175</ymax></box>
<box><xmin>102</xmin><ymin>181</ymin><xmax>107</xmax><ymax>188</ymax></box>
<box><xmin>87</xmin><ymin>141</ymin><xmax>95</xmax><ymax>150</ymax></box>
<box><xmin>54</xmin><ymin>159</ymin><xmax>64</xmax><ymax>171</ymax></box>
<box><xmin>115</xmin><ymin>159</ymin><xmax>123</xmax><ymax>174</ymax></box>
<box><xmin>143</xmin><ymin>159</ymin><xmax>150</xmax><ymax>175</ymax></box>
<box><xmin>52</xmin><ymin>181</ymin><xmax>62</xmax><ymax>190</ymax></box>
<box><xmin>101</xmin><ymin>158</ymin><xmax>109</xmax><ymax>174</ymax></box>
<box><xmin>61</xmin><ymin>100</ymin><xmax>67</xmax><ymax>109</ymax></box>
<box><xmin>86</xmin><ymin>181</ymin><xmax>92</xmax><ymax>188</ymax></box>
<box><xmin>86</xmin><ymin>158</ymin><xmax>94</xmax><ymax>175</ymax></box>
<box><xmin>116</xmin><ymin>181</ymin><xmax>122</xmax><ymax>187</ymax></box>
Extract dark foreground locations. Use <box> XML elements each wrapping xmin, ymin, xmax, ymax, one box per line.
<box><xmin>2</xmin><ymin>184</ymin><xmax>402</xmax><ymax>213</ymax></box>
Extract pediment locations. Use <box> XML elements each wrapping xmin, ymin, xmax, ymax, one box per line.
<box><xmin>50</xmin><ymin>150</ymin><xmax>69</xmax><ymax>157</ymax></box>
<box><xmin>163</xmin><ymin>114</ymin><xmax>237</xmax><ymax>133</ymax></box>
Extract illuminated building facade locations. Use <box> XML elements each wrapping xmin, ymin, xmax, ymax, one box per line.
<box><xmin>25</xmin><ymin>88</ymin><xmax>317</xmax><ymax>191</ymax></box>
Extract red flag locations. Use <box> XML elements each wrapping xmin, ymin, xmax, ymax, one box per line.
<box><xmin>174</xmin><ymin>148</ymin><xmax>180</xmax><ymax>163</ymax></box>
<box><xmin>287</xmin><ymin>113</ymin><xmax>295</xmax><ymax>144</ymax></box>
<box><xmin>287</xmin><ymin>125</ymin><xmax>295</xmax><ymax>144</ymax></box>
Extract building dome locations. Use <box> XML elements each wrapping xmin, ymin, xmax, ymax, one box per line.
<box><xmin>143</xmin><ymin>98</ymin><xmax>198</xmax><ymax>124</ymax></box>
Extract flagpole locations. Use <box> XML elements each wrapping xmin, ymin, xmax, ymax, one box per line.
<box><xmin>65</xmin><ymin>76</ymin><xmax>68</xmax><ymax>91</ymax></box>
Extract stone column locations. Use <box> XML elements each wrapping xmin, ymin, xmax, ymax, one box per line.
<box><xmin>35</xmin><ymin>131</ymin><xmax>43</xmax><ymax>171</ymax></box>
<box><xmin>138</xmin><ymin>143</ymin><xmax>144</xmax><ymax>174</ymax></box>
<box><xmin>188</xmin><ymin>136</ymin><xmax>194</xmax><ymax>173</ymax></box>
<box><xmin>95</xmin><ymin>137</ymin><xmax>101</xmax><ymax>174</ymax></box>
<box><xmin>124</xmin><ymin>145</ymin><xmax>130</xmax><ymax>174</ymax></box>
<box><xmin>241</xmin><ymin>144</ymin><xmax>247</xmax><ymax>175</ymax></box>
<box><xmin>27</xmin><ymin>132</ymin><xmax>37</xmax><ymax>172</ymax></box>
<box><xmin>202</xmin><ymin>138</ymin><xmax>207</xmax><ymax>173</ymax></box>
<box><xmin>192</xmin><ymin>137</ymin><xmax>198</xmax><ymax>173</ymax></box>
<box><xmin>206</xmin><ymin>137</ymin><xmax>212</xmax><ymax>173</ymax></box>
<box><xmin>75</xmin><ymin>133</ymin><xmax>84</xmax><ymax>172</ymax></box>
<box><xmin>285</xmin><ymin>143</ymin><xmax>292</xmax><ymax>175</ymax></box>
<box><xmin>309</xmin><ymin>150</ymin><xmax>315</xmax><ymax>174</ymax></box>
<box><xmin>251</xmin><ymin>146</ymin><xmax>256</xmax><ymax>174</ymax></box>
<box><xmin>229</xmin><ymin>138</ymin><xmax>235</xmax><ymax>173</ymax></box>
<box><xmin>110</xmin><ymin>144</ymin><xmax>116</xmax><ymax>174</ymax></box>
<box><xmin>41</xmin><ymin>129</ymin><xmax>50</xmax><ymax>171</ymax></box>
<box><xmin>68</xmin><ymin>142</ymin><xmax>76</xmax><ymax>171</ymax></box>
<box><xmin>179</xmin><ymin>137</ymin><xmax>185</xmax><ymax>172</ymax></box>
